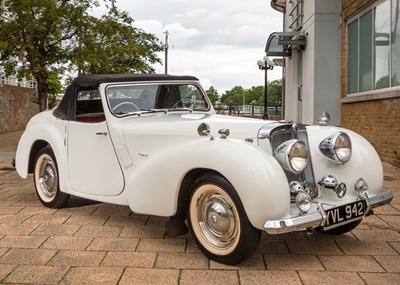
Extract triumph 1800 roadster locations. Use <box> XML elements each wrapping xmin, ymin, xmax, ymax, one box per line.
<box><xmin>15</xmin><ymin>74</ymin><xmax>393</xmax><ymax>264</ymax></box>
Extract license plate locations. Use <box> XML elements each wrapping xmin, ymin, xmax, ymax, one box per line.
<box><xmin>323</xmin><ymin>200</ymin><xmax>366</xmax><ymax>230</ymax></box>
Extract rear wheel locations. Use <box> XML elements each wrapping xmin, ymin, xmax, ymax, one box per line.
<box><xmin>316</xmin><ymin>220</ymin><xmax>361</xmax><ymax>235</ymax></box>
<box><xmin>33</xmin><ymin>146</ymin><xmax>70</xmax><ymax>208</ymax></box>
<box><xmin>187</xmin><ymin>174</ymin><xmax>261</xmax><ymax>265</ymax></box>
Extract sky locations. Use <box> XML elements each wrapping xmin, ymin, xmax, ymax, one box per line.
<box><xmin>108</xmin><ymin>0</ymin><xmax>284</xmax><ymax>94</ymax></box>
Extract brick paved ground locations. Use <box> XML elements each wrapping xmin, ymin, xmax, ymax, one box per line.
<box><xmin>0</xmin><ymin>131</ymin><xmax>399</xmax><ymax>284</ymax></box>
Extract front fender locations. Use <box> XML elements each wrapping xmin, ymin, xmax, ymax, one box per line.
<box><xmin>307</xmin><ymin>126</ymin><xmax>383</xmax><ymax>197</ymax></box>
<box><xmin>126</xmin><ymin>138</ymin><xmax>290</xmax><ymax>229</ymax></box>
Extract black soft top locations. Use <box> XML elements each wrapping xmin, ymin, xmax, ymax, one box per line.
<box><xmin>54</xmin><ymin>74</ymin><xmax>199</xmax><ymax>120</ymax></box>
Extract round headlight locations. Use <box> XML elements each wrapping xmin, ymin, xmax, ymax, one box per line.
<box><xmin>273</xmin><ymin>139</ymin><xmax>308</xmax><ymax>173</ymax></box>
<box><xmin>289</xmin><ymin>140</ymin><xmax>309</xmax><ymax>172</ymax></box>
<box><xmin>335</xmin><ymin>133</ymin><xmax>352</xmax><ymax>163</ymax></box>
<box><xmin>319</xmin><ymin>132</ymin><xmax>352</xmax><ymax>164</ymax></box>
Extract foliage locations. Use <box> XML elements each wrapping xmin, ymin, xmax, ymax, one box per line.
<box><xmin>205</xmin><ymin>86</ymin><xmax>219</xmax><ymax>106</ymax></box>
<box><xmin>70</xmin><ymin>5</ymin><xmax>163</xmax><ymax>75</ymax></box>
<box><xmin>220</xmin><ymin>79</ymin><xmax>283</xmax><ymax>106</ymax></box>
<box><xmin>0</xmin><ymin>0</ymin><xmax>163</xmax><ymax>111</ymax></box>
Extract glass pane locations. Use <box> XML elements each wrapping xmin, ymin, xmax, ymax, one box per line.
<box><xmin>392</xmin><ymin>0</ymin><xmax>400</xmax><ymax>86</ymax></box>
<box><xmin>347</xmin><ymin>20</ymin><xmax>359</xmax><ymax>94</ymax></box>
<box><xmin>375</xmin><ymin>0</ymin><xmax>391</xmax><ymax>89</ymax></box>
<box><xmin>360</xmin><ymin>11</ymin><xmax>373</xmax><ymax>92</ymax></box>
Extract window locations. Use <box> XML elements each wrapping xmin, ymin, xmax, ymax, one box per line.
<box><xmin>106</xmin><ymin>83</ymin><xmax>209</xmax><ymax>117</ymax></box>
<box><xmin>347</xmin><ymin>0</ymin><xmax>399</xmax><ymax>94</ymax></box>
<box><xmin>75</xmin><ymin>90</ymin><xmax>105</xmax><ymax>123</ymax></box>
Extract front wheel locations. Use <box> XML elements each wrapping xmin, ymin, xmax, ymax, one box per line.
<box><xmin>33</xmin><ymin>146</ymin><xmax>70</xmax><ymax>208</ymax></box>
<box><xmin>187</xmin><ymin>174</ymin><xmax>261</xmax><ymax>265</ymax></box>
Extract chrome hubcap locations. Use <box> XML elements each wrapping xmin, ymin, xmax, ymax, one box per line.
<box><xmin>191</xmin><ymin>185</ymin><xmax>240</xmax><ymax>254</ymax></box>
<box><xmin>37</xmin><ymin>156</ymin><xmax>57</xmax><ymax>199</ymax></box>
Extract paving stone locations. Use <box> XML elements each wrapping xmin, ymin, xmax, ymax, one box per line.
<box><xmin>389</xmin><ymin>241</ymin><xmax>400</xmax><ymax>254</ymax></box>
<box><xmin>0</xmin><ymin>235</ymin><xmax>47</xmax><ymax>249</ymax></box>
<box><xmin>379</xmin><ymin>215</ymin><xmax>400</xmax><ymax>228</ymax></box>
<box><xmin>74</xmin><ymin>225</ymin><xmax>123</xmax><ymax>238</ymax></box>
<box><xmin>0</xmin><ymin>248</ymin><xmax>57</xmax><ymax>265</ymax></box>
<box><xmin>23</xmin><ymin>214</ymin><xmax>70</xmax><ymax>224</ymax></box>
<box><xmin>0</xmin><ymin>223</ymin><xmax>37</xmax><ymax>235</ymax></box>
<box><xmin>185</xmin><ymin>238</ymin><xmax>202</xmax><ymax>253</ymax></box>
<box><xmin>64</xmin><ymin>214</ymin><xmax>109</xmax><ymax>226</ymax></box>
<box><xmin>18</xmin><ymin>206</ymin><xmax>58</xmax><ymax>215</ymax></box>
<box><xmin>180</xmin><ymin>269</ymin><xmax>239</xmax><ymax>285</ymax></box>
<box><xmin>48</xmin><ymin>250</ymin><xmax>106</xmax><ymax>266</ymax></box>
<box><xmin>0</xmin><ymin>206</ymin><xmax>23</xmax><ymax>215</ymax></box>
<box><xmin>0</xmin><ymin>264</ymin><xmax>16</xmax><ymax>281</ymax></box>
<box><xmin>91</xmin><ymin>204</ymin><xmax>132</xmax><ymax>216</ymax></box>
<box><xmin>374</xmin><ymin>204</ymin><xmax>400</xmax><ymax>215</ymax></box>
<box><xmin>146</xmin><ymin>216</ymin><xmax>169</xmax><ymax>226</ymax></box>
<box><xmin>210</xmin><ymin>254</ymin><xmax>265</xmax><ymax>270</ymax></box>
<box><xmin>120</xmin><ymin>225</ymin><xmax>165</xmax><ymax>239</ymax></box>
<box><xmin>359</xmin><ymin>272</ymin><xmax>400</xmax><ymax>285</ymax></box>
<box><xmin>298</xmin><ymin>271</ymin><xmax>365</xmax><ymax>284</ymax></box>
<box><xmin>87</xmin><ymin>237</ymin><xmax>139</xmax><ymax>251</ymax></box>
<box><xmin>104</xmin><ymin>215</ymin><xmax>148</xmax><ymax>227</ymax></box>
<box><xmin>361</xmin><ymin>215</ymin><xmax>392</xmax><ymax>229</ymax></box>
<box><xmin>319</xmin><ymin>255</ymin><xmax>385</xmax><ymax>272</ymax></box>
<box><xmin>31</xmin><ymin>224</ymin><xmax>80</xmax><ymax>236</ymax></box>
<box><xmin>257</xmin><ymin>239</ymin><xmax>290</xmax><ymax>254</ymax></box>
<box><xmin>373</xmin><ymin>256</ymin><xmax>400</xmax><ymax>273</ymax></box>
<box><xmin>0</xmin><ymin>214</ymin><xmax>30</xmax><ymax>224</ymax></box>
<box><xmin>286</xmin><ymin>240</ymin><xmax>343</xmax><ymax>255</ymax></box>
<box><xmin>265</xmin><ymin>254</ymin><xmax>324</xmax><ymax>270</ymax></box>
<box><xmin>337</xmin><ymin>240</ymin><xmax>398</xmax><ymax>255</ymax></box>
<box><xmin>0</xmin><ymin>247</ymin><xmax>8</xmax><ymax>257</ymax></box>
<box><xmin>137</xmin><ymin>238</ymin><xmax>186</xmax><ymax>253</ymax></box>
<box><xmin>41</xmin><ymin>236</ymin><xmax>93</xmax><ymax>250</ymax></box>
<box><xmin>101</xmin><ymin>251</ymin><xmax>156</xmax><ymax>267</ymax></box>
<box><xmin>119</xmin><ymin>268</ymin><xmax>180</xmax><ymax>285</ymax></box>
<box><xmin>60</xmin><ymin>266</ymin><xmax>124</xmax><ymax>285</ymax></box>
<box><xmin>239</xmin><ymin>270</ymin><xmax>301</xmax><ymax>285</ymax></box>
<box><xmin>155</xmin><ymin>252</ymin><xmax>209</xmax><ymax>269</ymax></box>
<box><xmin>352</xmin><ymin>229</ymin><xmax>400</xmax><ymax>241</ymax></box>
<box><xmin>4</xmin><ymin>265</ymin><xmax>69</xmax><ymax>284</ymax></box>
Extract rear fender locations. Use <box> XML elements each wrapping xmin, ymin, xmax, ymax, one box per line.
<box><xmin>16</xmin><ymin>122</ymin><xmax>67</xmax><ymax>190</ymax></box>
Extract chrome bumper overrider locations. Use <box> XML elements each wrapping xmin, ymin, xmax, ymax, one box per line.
<box><xmin>264</xmin><ymin>191</ymin><xmax>394</xmax><ymax>234</ymax></box>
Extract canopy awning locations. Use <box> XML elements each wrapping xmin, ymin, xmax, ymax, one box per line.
<box><xmin>265</xmin><ymin>32</ymin><xmax>307</xmax><ymax>57</ymax></box>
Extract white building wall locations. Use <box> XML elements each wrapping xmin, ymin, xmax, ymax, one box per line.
<box><xmin>283</xmin><ymin>0</ymin><xmax>341</xmax><ymax>125</ymax></box>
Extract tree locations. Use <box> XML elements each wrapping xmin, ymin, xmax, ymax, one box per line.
<box><xmin>205</xmin><ymin>86</ymin><xmax>219</xmax><ymax>106</ymax></box>
<box><xmin>71</xmin><ymin>6</ymin><xmax>163</xmax><ymax>75</ymax></box>
<box><xmin>0</xmin><ymin>0</ymin><xmax>163</xmax><ymax>111</ymax></box>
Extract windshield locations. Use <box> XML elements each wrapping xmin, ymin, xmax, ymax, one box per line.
<box><xmin>106</xmin><ymin>83</ymin><xmax>210</xmax><ymax>116</ymax></box>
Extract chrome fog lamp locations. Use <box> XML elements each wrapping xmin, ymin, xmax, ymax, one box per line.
<box><xmin>296</xmin><ymin>191</ymin><xmax>312</xmax><ymax>213</ymax></box>
<box><xmin>319</xmin><ymin>132</ymin><xmax>352</xmax><ymax>164</ymax></box>
<box><xmin>319</xmin><ymin>175</ymin><xmax>347</xmax><ymax>198</ymax></box>
<box><xmin>335</xmin><ymin>182</ymin><xmax>347</xmax><ymax>199</ymax></box>
<box><xmin>355</xmin><ymin>178</ymin><xmax>369</xmax><ymax>197</ymax></box>
<box><xmin>274</xmin><ymin>139</ymin><xmax>309</xmax><ymax>174</ymax></box>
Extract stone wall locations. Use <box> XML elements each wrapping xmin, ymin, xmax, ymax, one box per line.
<box><xmin>0</xmin><ymin>85</ymin><xmax>39</xmax><ymax>134</ymax></box>
<box><xmin>341</xmin><ymin>0</ymin><xmax>400</xmax><ymax>167</ymax></box>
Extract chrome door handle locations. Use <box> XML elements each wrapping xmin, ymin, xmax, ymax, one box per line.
<box><xmin>95</xmin><ymin>132</ymin><xmax>108</xmax><ymax>136</ymax></box>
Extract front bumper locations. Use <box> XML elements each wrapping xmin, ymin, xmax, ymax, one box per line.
<box><xmin>264</xmin><ymin>191</ymin><xmax>393</xmax><ymax>234</ymax></box>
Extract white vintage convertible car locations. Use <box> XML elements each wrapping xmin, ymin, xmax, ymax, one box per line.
<box><xmin>15</xmin><ymin>74</ymin><xmax>393</xmax><ymax>264</ymax></box>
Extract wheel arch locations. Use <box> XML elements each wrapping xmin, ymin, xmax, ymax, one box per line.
<box><xmin>174</xmin><ymin>168</ymin><xmax>225</xmax><ymax>220</ymax></box>
<box><xmin>28</xmin><ymin>140</ymin><xmax>51</xmax><ymax>173</ymax></box>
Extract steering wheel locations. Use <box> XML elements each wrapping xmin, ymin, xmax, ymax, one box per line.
<box><xmin>112</xmin><ymin>102</ymin><xmax>140</xmax><ymax>113</ymax></box>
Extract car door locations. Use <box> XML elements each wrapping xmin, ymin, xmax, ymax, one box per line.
<box><xmin>67</xmin><ymin>90</ymin><xmax>124</xmax><ymax>196</ymax></box>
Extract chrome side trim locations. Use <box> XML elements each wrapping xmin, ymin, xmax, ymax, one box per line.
<box><xmin>264</xmin><ymin>191</ymin><xmax>393</xmax><ymax>234</ymax></box>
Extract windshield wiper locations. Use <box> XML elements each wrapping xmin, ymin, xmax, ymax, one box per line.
<box><xmin>140</xmin><ymin>108</ymin><xmax>169</xmax><ymax>114</ymax></box>
<box><xmin>168</xmin><ymin>108</ymin><xmax>193</xmax><ymax>113</ymax></box>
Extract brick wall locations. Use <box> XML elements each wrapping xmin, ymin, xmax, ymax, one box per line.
<box><xmin>341</xmin><ymin>0</ymin><xmax>400</xmax><ymax>167</ymax></box>
<box><xmin>0</xmin><ymin>85</ymin><xmax>39</xmax><ymax>134</ymax></box>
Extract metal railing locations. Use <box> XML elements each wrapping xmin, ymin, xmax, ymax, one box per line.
<box><xmin>215</xmin><ymin>104</ymin><xmax>282</xmax><ymax>117</ymax></box>
<box><xmin>0</xmin><ymin>74</ymin><xmax>37</xmax><ymax>89</ymax></box>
